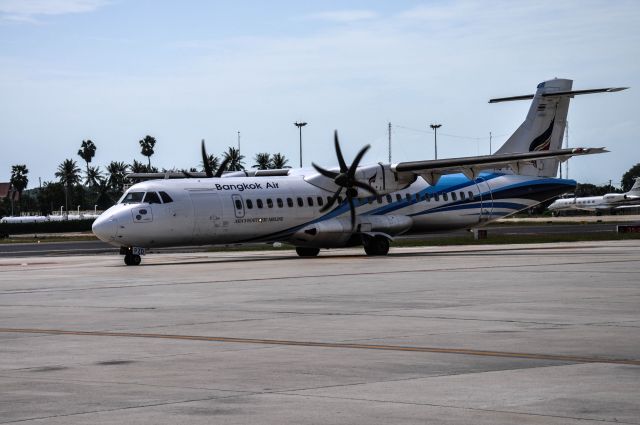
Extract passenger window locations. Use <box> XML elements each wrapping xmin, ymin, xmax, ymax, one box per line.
<box><xmin>307</xmin><ymin>197</ymin><xmax>314</xmax><ymax>207</ymax></box>
<box><xmin>434</xmin><ymin>193</ymin><xmax>440</xmax><ymax>201</ymax></box>
<box><xmin>159</xmin><ymin>191</ymin><xmax>173</xmax><ymax>203</ymax></box>
<box><xmin>317</xmin><ymin>196</ymin><xmax>324</xmax><ymax>206</ymax></box>
<box><xmin>267</xmin><ymin>198</ymin><xmax>273</xmax><ymax>208</ymax></box>
<box><xmin>468</xmin><ymin>191</ymin><xmax>474</xmax><ymax>199</ymax></box>
<box><xmin>415</xmin><ymin>193</ymin><xmax>420</xmax><ymax>202</ymax></box>
<box><xmin>234</xmin><ymin>199</ymin><xmax>242</xmax><ymax>210</ymax></box>
<box><xmin>460</xmin><ymin>191</ymin><xmax>466</xmax><ymax>200</ymax></box>
<box><xmin>451</xmin><ymin>192</ymin><xmax>457</xmax><ymax>201</ymax></box>
<box><xmin>377</xmin><ymin>196</ymin><xmax>383</xmax><ymax>204</ymax></box>
<box><xmin>257</xmin><ymin>199</ymin><xmax>264</xmax><ymax>208</ymax></box>
<box><xmin>121</xmin><ymin>191</ymin><xmax>144</xmax><ymax>204</ymax></box>
<box><xmin>277</xmin><ymin>198</ymin><xmax>283</xmax><ymax>208</ymax></box>
<box><xmin>143</xmin><ymin>192</ymin><xmax>162</xmax><ymax>204</ymax></box>
<box><xmin>287</xmin><ymin>198</ymin><xmax>294</xmax><ymax>207</ymax></box>
<box><xmin>443</xmin><ymin>193</ymin><xmax>449</xmax><ymax>201</ymax></box>
<box><xmin>386</xmin><ymin>194</ymin><xmax>392</xmax><ymax>203</ymax></box>
<box><xmin>246</xmin><ymin>199</ymin><xmax>253</xmax><ymax>209</ymax></box>
<box><xmin>297</xmin><ymin>197</ymin><xmax>304</xmax><ymax>207</ymax></box>
<box><xmin>405</xmin><ymin>193</ymin><xmax>411</xmax><ymax>201</ymax></box>
<box><xmin>396</xmin><ymin>194</ymin><xmax>402</xmax><ymax>201</ymax></box>
<box><xmin>425</xmin><ymin>193</ymin><xmax>431</xmax><ymax>202</ymax></box>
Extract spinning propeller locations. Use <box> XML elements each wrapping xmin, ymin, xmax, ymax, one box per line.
<box><xmin>201</xmin><ymin>139</ymin><xmax>230</xmax><ymax>178</ymax></box>
<box><xmin>312</xmin><ymin>131</ymin><xmax>379</xmax><ymax>229</ymax></box>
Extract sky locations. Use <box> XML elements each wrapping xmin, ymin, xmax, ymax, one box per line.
<box><xmin>1</xmin><ymin>0</ymin><xmax>638</xmax><ymax>189</ymax></box>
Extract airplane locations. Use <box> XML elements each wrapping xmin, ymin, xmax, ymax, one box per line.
<box><xmin>548</xmin><ymin>177</ymin><xmax>640</xmax><ymax>214</ymax></box>
<box><xmin>92</xmin><ymin>78</ymin><xmax>627</xmax><ymax>265</ymax></box>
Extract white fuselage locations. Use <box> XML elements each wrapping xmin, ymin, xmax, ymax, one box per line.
<box><xmin>93</xmin><ymin>171</ymin><xmax>574</xmax><ymax>249</ymax></box>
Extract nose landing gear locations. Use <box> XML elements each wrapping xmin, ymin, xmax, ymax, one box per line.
<box><xmin>120</xmin><ymin>246</ymin><xmax>145</xmax><ymax>266</ymax></box>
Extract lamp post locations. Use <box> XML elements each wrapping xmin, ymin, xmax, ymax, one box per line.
<box><xmin>430</xmin><ymin>124</ymin><xmax>442</xmax><ymax>160</ymax></box>
<box><xmin>294</xmin><ymin>122</ymin><xmax>307</xmax><ymax>167</ymax></box>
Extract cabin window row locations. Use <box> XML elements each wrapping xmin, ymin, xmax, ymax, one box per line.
<box><xmin>237</xmin><ymin>190</ymin><xmax>475</xmax><ymax>211</ymax></box>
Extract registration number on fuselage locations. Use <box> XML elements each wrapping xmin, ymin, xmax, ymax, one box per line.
<box><xmin>235</xmin><ymin>217</ymin><xmax>284</xmax><ymax>224</ymax></box>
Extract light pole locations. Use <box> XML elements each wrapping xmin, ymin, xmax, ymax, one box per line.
<box><xmin>430</xmin><ymin>124</ymin><xmax>442</xmax><ymax>160</ymax></box>
<box><xmin>294</xmin><ymin>122</ymin><xmax>307</xmax><ymax>168</ymax></box>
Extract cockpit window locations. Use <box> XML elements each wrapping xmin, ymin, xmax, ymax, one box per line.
<box><xmin>143</xmin><ymin>191</ymin><xmax>162</xmax><ymax>204</ymax></box>
<box><xmin>159</xmin><ymin>191</ymin><xmax>173</xmax><ymax>203</ymax></box>
<box><xmin>120</xmin><ymin>192</ymin><xmax>144</xmax><ymax>204</ymax></box>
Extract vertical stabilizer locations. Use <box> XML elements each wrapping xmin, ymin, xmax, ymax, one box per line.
<box><xmin>494</xmin><ymin>78</ymin><xmax>572</xmax><ymax>177</ymax></box>
<box><xmin>628</xmin><ymin>177</ymin><xmax>640</xmax><ymax>195</ymax></box>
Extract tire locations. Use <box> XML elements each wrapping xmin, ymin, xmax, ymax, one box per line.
<box><xmin>364</xmin><ymin>236</ymin><xmax>390</xmax><ymax>256</ymax></box>
<box><xmin>132</xmin><ymin>255</ymin><xmax>142</xmax><ymax>265</ymax></box>
<box><xmin>296</xmin><ymin>247</ymin><xmax>320</xmax><ymax>257</ymax></box>
<box><xmin>124</xmin><ymin>254</ymin><xmax>132</xmax><ymax>266</ymax></box>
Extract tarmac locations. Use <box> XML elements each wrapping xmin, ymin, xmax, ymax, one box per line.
<box><xmin>1</xmin><ymin>241</ymin><xmax>639</xmax><ymax>424</ymax></box>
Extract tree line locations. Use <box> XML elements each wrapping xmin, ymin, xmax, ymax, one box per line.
<box><xmin>3</xmin><ymin>135</ymin><xmax>290</xmax><ymax>217</ymax></box>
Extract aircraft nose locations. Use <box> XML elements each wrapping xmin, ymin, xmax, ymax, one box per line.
<box><xmin>92</xmin><ymin>215</ymin><xmax>118</xmax><ymax>242</ymax></box>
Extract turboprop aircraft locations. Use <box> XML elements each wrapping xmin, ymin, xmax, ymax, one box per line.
<box><xmin>92</xmin><ymin>78</ymin><xmax>627</xmax><ymax>265</ymax></box>
<box><xmin>548</xmin><ymin>177</ymin><xmax>640</xmax><ymax>214</ymax></box>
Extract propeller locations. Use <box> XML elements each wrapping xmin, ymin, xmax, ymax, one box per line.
<box><xmin>201</xmin><ymin>139</ymin><xmax>230</xmax><ymax>178</ymax></box>
<box><xmin>312</xmin><ymin>131</ymin><xmax>379</xmax><ymax>230</ymax></box>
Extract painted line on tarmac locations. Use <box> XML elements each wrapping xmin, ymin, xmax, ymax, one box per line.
<box><xmin>1</xmin><ymin>327</ymin><xmax>639</xmax><ymax>366</ymax></box>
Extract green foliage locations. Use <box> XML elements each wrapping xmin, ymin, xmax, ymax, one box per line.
<box><xmin>139</xmin><ymin>135</ymin><xmax>156</xmax><ymax>167</ymax></box>
<box><xmin>201</xmin><ymin>154</ymin><xmax>219</xmax><ymax>173</ymax></box>
<box><xmin>621</xmin><ymin>163</ymin><xmax>640</xmax><ymax>191</ymax></box>
<box><xmin>106</xmin><ymin>161</ymin><xmax>129</xmax><ymax>193</ymax></box>
<box><xmin>271</xmin><ymin>153</ymin><xmax>290</xmax><ymax>169</ymax></box>
<box><xmin>77</xmin><ymin>139</ymin><xmax>97</xmax><ymax>172</ymax></box>
<box><xmin>253</xmin><ymin>152</ymin><xmax>271</xmax><ymax>170</ymax></box>
<box><xmin>223</xmin><ymin>147</ymin><xmax>245</xmax><ymax>171</ymax></box>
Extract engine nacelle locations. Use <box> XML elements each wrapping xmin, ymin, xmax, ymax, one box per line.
<box><xmin>290</xmin><ymin>215</ymin><xmax>413</xmax><ymax>248</ymax></box>
<box><xmin>305</xmin><ymin>163</ymin><xmax>416</xmax><ymax>196</ymax></box>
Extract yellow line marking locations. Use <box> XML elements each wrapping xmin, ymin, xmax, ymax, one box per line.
<box><xmin>1</xmin><ymin>327</ymin><xmax>639</xmax><ymax>366</ymax></box>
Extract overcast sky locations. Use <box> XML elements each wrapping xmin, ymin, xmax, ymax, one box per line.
<box><xmin>1</xmin><ymin>0</ymin><xmax>638</xmax><ymax>188</ymax></box>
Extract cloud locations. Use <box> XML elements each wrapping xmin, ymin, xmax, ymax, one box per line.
<box><xmin>0</xmin><ymin>0</ymin><xmax>108</xmax><ymax>22</ymax></box>
<box><xmin>304</xmin><ymin>9</ymin><xmax>378</xmax><ymax>23</ymax></box>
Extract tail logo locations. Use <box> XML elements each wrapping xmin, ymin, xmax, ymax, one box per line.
<box><xmin>529</xmin><ymin>117</ymin><xmax>555</xmax><ymax>151</ymax></box>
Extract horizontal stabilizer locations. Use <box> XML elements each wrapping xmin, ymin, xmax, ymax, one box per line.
<box><xmin>489</xmin><ymin>87</ymin><xmax>628</xmax><ymax>103</ymax></box>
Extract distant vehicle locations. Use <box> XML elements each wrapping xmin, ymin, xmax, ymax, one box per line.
<box><xmin>92</xmin><ymin>78</ymin><xmax>627</xmax><ymax>266</ymax></box>
<box><xmin>548</xmin><ymin>177</ymin><xmax>640</xmax><ymax>213</ymax></box>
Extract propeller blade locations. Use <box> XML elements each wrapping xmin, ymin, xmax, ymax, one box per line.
<box><xmin>201</xmin><ymin>139</ymin><xmax>214</xmax><ymax>178</ymax></box>
<box><xmin>348</xmin><ymin>144</ymin><xmax>370</xmax><ymax>179</ymax></box>
<box><xmin>334</xmin><ymin>131</ymin><xmax>348</xmax><ymax>173</ymax></box>
<box><xmin>352</xmin><ymin>180</ymin><xmax>379</xmax><ymax>196</ymax></box>
<box><xmin>215</xmin><ymin>156</ymin><xmax>231</xmax><ymax>178</ymax></box>
<box><xmin>348</xmin><ymin>195</ymin><xmax>356</xmax><ymax>230</ymax></box>
<box><xmin>312</xmin><ymin>163</ymin><xmax>339</xmax><ymax>179</ymax></box>
<box><xmin>320</xmin><ymin>187</ymin><xmax>343</xmax><ymax>213</ymax></box>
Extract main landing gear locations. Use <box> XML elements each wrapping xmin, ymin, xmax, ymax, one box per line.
<box><xmin>296</xmin><ymin>247</ymin><xmax>320</xmax><ymax>257</ymax></box>
<box><xmin>362</xmin><ymin>235</ymin><xmax>390</xmax><ymax>256</ymax></box>
<box><xmin>120</xmin><ymin>246</ymin><xmax>145</xmax><ymax>266</ymax></box>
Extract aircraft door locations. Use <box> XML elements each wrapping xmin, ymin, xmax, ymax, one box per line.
<box><xmin>231</xmin><ymin>194</ymin><xmax>245</xmax><ymax>218</ymax></box>
<box><xmin>475</xmin><ymin>176</ymin><xmax>494</xmax><ymax>223</ymax></box>
<box><xmin>189</xmin><ymin>191</ymin><xmax>222</xmax><ymax>242</ymax></box>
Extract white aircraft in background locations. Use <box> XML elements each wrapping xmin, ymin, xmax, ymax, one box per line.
<box><xmin>548</xmin><ymin>177</ymin><xmax>640</xmax><ymax>214</ymax></box>
<box><xmin>92</xmin><ymin>78</ymin><xmax>627</xmax><ymax>265</ymax></box>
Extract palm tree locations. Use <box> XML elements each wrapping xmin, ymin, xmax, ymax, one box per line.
<box><xmin>253</xmin><ymin>152</ymin><xmax>271</xmax><ymax>170</ymax></box>
<box><xmin>201</xmin><ymin>154</ymin><xmax>220</xmax><ymax>173</ymax></box>
<box><xmin>9</xmin><ymin>164</ymin><xmax>29</xmax><ymax>215</ymax></box>
<box><xmin>77</xmin><ymin>139</ymin><xmax>97</xmax><ymax>178</ymax></box>
<box><xmin>223</xmin><ymin>147</ymin><xmax>245</xmax><ymax>171</ymax></box>
<box><xmin>139</xmin><ymin>135</ymin><xmax>156</xmax><ymax>168</ymax></box>
<box><xmin>106</xmin><ymin>161</ymin><xmax>128</xmax><ymax>193</ymax></box>
<box><xmin>271</xmin><ymin>153</ymin><xmax>290</xmax><ymax>169</ymax></box>
<box><xmin>55</xmin><ymin>159</ymin><xmax>81</xmax><ymax>213</ymax></box>
<box><xmin>130</xmin><ymin>159</ymin><xmax>148</xmax><ymax>173</ymax></box>
<box><xmin>85</xmin><ymin>165</ymin><xmax>103</xmax><ymax>188</ymax></box>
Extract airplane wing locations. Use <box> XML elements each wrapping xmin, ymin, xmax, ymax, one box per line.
<box><xmin>391</xmin><ymin>147</ymin><xmax>607</xmax><ymax>185</ymax></box>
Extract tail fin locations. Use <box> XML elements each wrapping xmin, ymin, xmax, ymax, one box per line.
<box><xmin>628</xmin><ymin>177</ymin><xmax>640</xmax><ymax>195</ymax></box>
<box><xmin>494</xmin><ymin>78</ymin><xmax>572</xmax><ymax>177</ymax></box>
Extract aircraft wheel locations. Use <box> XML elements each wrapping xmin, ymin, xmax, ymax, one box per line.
<box><xmin>364</xmin><ymin>236</ymin><xmax>390</xmax><ymax>256</ymax></box>
<box><xmin>124</xmin><ymin>254</ymin><xmax>141</xmax><ymax>266</ymax></box>
<box><xmin>296</xmin><ymin>247</ymin><xmax>320</xmax><ymax>257</ymax></box>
